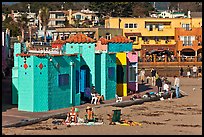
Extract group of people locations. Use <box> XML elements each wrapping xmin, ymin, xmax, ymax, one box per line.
<box><xmin>91</xmin><ymin>86</ymin><xmax>104</xmax><ymax>104</ymax></box>
<box><xmin>64</xmin><ymin>106</ymin><xmax>96</xmax><ymax>125</ymax></box>
<box><xmin>82</xmin><ymin>86</ymin><xmax>104</xmax><ymax>105</ymax></box>
<box><xmin>180</xmin><ymin>65</ymin><xmax>202</xmax><ymax>78</ymax></box>
<box><xmin>140</xmin><ymin>68</ymin><xmax>181</xmax><ymax>100</ymax></box>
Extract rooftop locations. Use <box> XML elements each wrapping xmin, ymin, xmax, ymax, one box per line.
<box><xmin>65</xmin><ymin>33</ymin><xmax>96</xmax><ymax>43</ymax></box>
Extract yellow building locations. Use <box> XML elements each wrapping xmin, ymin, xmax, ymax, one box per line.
<box><xmin>105</xmin><ymin>17</ymin><xmax>202</xmax><ymax>58</ymax></box>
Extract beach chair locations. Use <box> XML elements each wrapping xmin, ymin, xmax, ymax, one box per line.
<box><xmin>112</xmin><ymin>109</ymin><xmax>121</xmax><ymax>122</ymax></box>
<box><xmin>115</xmin><ymin>94</ymin><xmax>122</xmax><ymax>103</ymax></box>
<box><xmin>91</xmin><ymin>93</ymin><xmax>98</xmax><ymax>104</ymax></box>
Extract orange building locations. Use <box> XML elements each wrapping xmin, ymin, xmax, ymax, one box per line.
<box><xmin>175</xmin><ymin>27</ymin><xmax>202</xmax><ymax>61</ymax></box>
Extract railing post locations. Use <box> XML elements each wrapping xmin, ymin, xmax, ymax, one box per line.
<box><xmin>194</xmin><ymin>56</ymin><xmax>197</xmax><ymax>62</ymax></box>
<box><xmin>153</xmin><ymin>54</ymin><xmax>156</xmax><ymax>63</ymax></box>
<box><xmin>178</xmin><ymin>56</ymin><xmax>181</xmax><ymax>62</ymax></box>
<box><xmin>164</xmin><ymin>55</ymin><xmax>167</xmax><ymax>63</ymax></box>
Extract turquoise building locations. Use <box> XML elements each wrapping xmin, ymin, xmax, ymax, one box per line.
<box><xmin>12</xmin><ymin>34</ymin><xmax>133</xmax><ymax>112</ymax></box>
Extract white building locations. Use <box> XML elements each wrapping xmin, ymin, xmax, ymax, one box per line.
<box><xmin>9</xmin><ymin>10</ymin><xmax>37</xmax><ymax>26</ymax></box>
<box><xmin>150</xmin><ymin>10</ymin><xmax>187</xmax><ymax>18</ymax></box>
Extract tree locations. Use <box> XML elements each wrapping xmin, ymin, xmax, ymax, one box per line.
<box><xmin>169</xmin><ymin>2</ymin><xmax>202</xmax><ymax>13</ymax></box>
<box><xmin>132</xmin><ymin>2</ymin><xmax>154</xmax><ymax>17</ymax></box>
<box><xmin>39</xmin><ymin>7</ymin><xmax>50</xmax><ymax>42</ymax></box>
<box><xmin>3</xmin><ymin>16</ymin><xmax>20</xmax><ymax>37</ymax></box>
<box><xmin>73</xmin><ymin>18</ymin><xmax>80</xmax><ymax>28</ymax></box>
<box><xmin>16</xmin><ymin>13</ymin><xmax>29</xmax><ymax>43</ymax></box>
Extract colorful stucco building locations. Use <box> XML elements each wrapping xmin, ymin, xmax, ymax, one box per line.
<box><xmin>105</xmin><ymin>17</ymin><xmax>202</xmax><ymax>59</ymax></box>
<box><xmin>96</xmin><ymin>36</ymin><xmax>138</xmax><ymax>97</ymax></box>
<box><xmin>12</xmin><ymin>34</ymin><xmax>135</xmax><ymax>112</ymax></box>
<box><xmin>175</xmin><ymin>27</ymin><xmax>202</xmax><ymax>61</ymax></box>
<box><xmin>52</xmin><ymin>27</ymin><xmax>123</xmax><ymax>41</ymax></box>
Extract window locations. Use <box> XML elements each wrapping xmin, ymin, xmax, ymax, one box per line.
<box><xmin>76</xmin><ymin>14</ymin><xmax>81</xmax><ymax>20</ymax></box>
<box><xmin>108</xmin><ymin>67</ymin><xmax>115</xmax><ymax>79</ymax></box>
<box><xmin>106</xmin><ymin>33</ymin><xmax>112</xmax><ymax>40</ymax></box>
<box><xmin>124</xmin><ymin>23</ymin><xmax>137</xmax><ymax>28</ymax></box>
<box><xmin>59</xmin><ymin>74</ymin><xmax>69</xmax><ymax>86</ymax></box>
<box><xmin>182</xmin><ymin>23</ymin><xmax>191</xmax><ymax>30</ymax></box>
<box><xmin>181</xmin><ymin>36</ymin><xmax>195</xmax><ymax>46</ymax></box>
<box><xmin>129</xmin><ymin>24</ymin><xmax>133</xmax><ymax>28</ymax></box>
<box><xmin>130</xmin><ymin>37</ymin><xmax>136</xmax><ymax>42</ymax></box>
<box><xmin>128</xmin><ymin>63</ymin><xmax>137</xmax><ymax>82</ymax></box>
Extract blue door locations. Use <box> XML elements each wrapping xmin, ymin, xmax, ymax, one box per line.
<box><xmin>80</xmin><ymin>70</ymin><xmax>86</xmax><ymax>93</ymax></box>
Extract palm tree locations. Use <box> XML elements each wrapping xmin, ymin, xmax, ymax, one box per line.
<box><xmin>39</xmin><ymin>7</ymin><xmax>50</xmax><ymax>42</ymax></box>
<box><xmin>17</xmin><ymin>13</ymin><xmax>28</xmax><ymax>43</ymax></box>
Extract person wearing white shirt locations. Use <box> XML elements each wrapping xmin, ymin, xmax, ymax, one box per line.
<box><xmin>192</xmin><ymin>65</ymin><xmax>197</xmax><ymax>78</ymax></box>
<box><xmin>140</xmin><ymin>68</ymin><xmax>145</xmax><ymax>84</ymax></box>
<box><xmin>163</xmin><ymin>82</ymin><xmax>169</xmax><ymax>93</ymax></box>
<box><xmin>174</xmin><ymin>76</ymin><xmax>180</xmax><ymax>98</ymax></box>
<box><xmin>163</xmin><ymin>81</ymin><xmax>173</xmax><ymax>100</ymax></box>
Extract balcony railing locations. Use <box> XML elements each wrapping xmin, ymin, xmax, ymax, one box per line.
<box><xmin>142</xmin><ymin>40</ymin><xmax>176</xmax><ymax>45</ymax></box>
<box><xmin>139</xmin><ymin>56</ymin><xmax>202</xmax><ymax>63</ymax></box>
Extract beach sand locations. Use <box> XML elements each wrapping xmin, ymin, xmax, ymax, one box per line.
<box><xmin>2</xmin><ymin>77</ymin><xmax>202</xmax><ymax>135</ymax></box>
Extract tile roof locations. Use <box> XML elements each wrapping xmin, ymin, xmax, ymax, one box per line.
<box><xmin>65</xmin><ymin>33</ymin><xmax>96</xmax><ymax>43</ymax></box>
<box><xmin>52</xmin><ymin>39</ymin><xmax>66</xmax><ymax>44</ymax></box>
<box><xmin>52</xmin><ymin>39</ymin><xmax>66</xmax><ymax>48</ymax></box>
<box><xmin>99</xmin><ymin>37</ymin><xmax>109</xmax><ymax>45</ymax></box>
<box><xmin>99</xmin><ymin>36</ymin><xmax>133</xmax><ymax>44</ymax></box>
<box><xmin>109</xmin><ymin>36</ymin><xmax>133</xmax><ymax>43</ymax></box>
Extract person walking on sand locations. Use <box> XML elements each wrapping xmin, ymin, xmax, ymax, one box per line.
<box><xmin>156</xmin><ymin>75</ymin><xmax>162</xmax><ymax>93</ymax></box>
<box><xmin>140</xmin><ymin>68</ymin><xmax>145</xmax><ymax>84</ymax></box>
<box><xmin>174</xmin><ymin>76</ymin><xmax>180</xmax><ymax>98</ymax></box>
<box><xmin>192</xmin><ymin>65</ymin><xmax>197</xmax><ymax>78</ymax></box>
<box><xmin>187</xmin><ymin>65</ymin><xmax>191</xmax><ymax>78</ymax></box>
<box><xmin>179</xmin><ymin>67</ymin><xmax>184</xmax><ymax>77</ymax></box>
<box><xmin>151</xmin><ymin>68</ymin><xmax>157</xmax><ymax>86</ymax></box>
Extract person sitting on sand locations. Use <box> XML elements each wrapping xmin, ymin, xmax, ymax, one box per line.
<box><xmin>64</xmin><ymin>107</ymin><xmax>78</xmax><ymax>124</ymax></box>
<box><xmin>91</xmin><ymin>86</ymin><xmax>104</xmax><ymax>104</ymax></box>
<box><xmin>163</xmin><ymin>81</ymin><xmax>173</xmax><ymax>100</ymax></box>
<box><xmin>85</xmin><ymin>106</ymin><xmax>94</xmax><ymax>122</ymax></box>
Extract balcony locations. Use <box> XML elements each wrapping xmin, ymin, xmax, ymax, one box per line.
<box><xmin>142</xmin><ymin>40</ymin><xmax>176</xmax><ymax>45</ymax></box>
<box><xmin>143</xmin><ymin>27</ymin><xmax>174</xmax><ymax>36</ymax></box>
<box><xmin>49</xmin><ymin>17</ymin><xmax>65</xmax><ymax>21</ymax></box>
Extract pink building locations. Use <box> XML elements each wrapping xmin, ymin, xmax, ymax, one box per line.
<box><xmin>127</xmin><ymin>51</ymin><xmax>138</xmax><ymax>92</ymax></box>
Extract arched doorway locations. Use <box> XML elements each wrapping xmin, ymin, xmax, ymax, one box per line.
<box><xmin>181</xmin><ymin>48</ymin><xmax>195</xmax><ymax>56</ymax></box>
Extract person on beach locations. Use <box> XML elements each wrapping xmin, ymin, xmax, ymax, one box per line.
<box><xmin>174</xmin><ymin>76</ymin><xmax>180</xmax><ymax>98</ymax></box>
<box><xmin>85</xmin><ymin>106</ymin><xmax>94</xmax><ymax>122</ymax></box>
<box><xmin>64</xmin><ymin>107</ymin><xmax>78</xmax><ymax>125</ymax></box>
<box><xmin>179</xmin><ymin>67</ymin><xmax>184</xmax><ymax>77</ymax></box>
<box><xmin>156</xmin><ymin>74</ymin><xmax>162</xmax><ymax>93</ymax></box>
<box><xmin>151</xmin><ymin>68</ymin><xmax>157</xmax><ymax>86</ymax></box>
<box><xmin>163</xmin><ymin>81</ymin><xmax>173</xmax><ymax>100</ymax></box>
<box><xmin>91</xmin><ymin>86</ymin><xmax>104</xmax><ymax>104</ymax></box>
<box><xmin>198</xmin><ymin>66</ymin><xmax>202</xmax><ymax>77</ymax></box>
<box><xmin>140</xmin><ymin>68</ymin><xmax>145</xmax><ymax>84</ymax></box>
<box><xmin>192</xmin><ymin>65</ymin><xmax>197</xmax><ymax>78</ymax></box>
<box><xmin>187</xmin><ymin>65</ymin><xmax>191</xmax><ymax>78</ymax></box>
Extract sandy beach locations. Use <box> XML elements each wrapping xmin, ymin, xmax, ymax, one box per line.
<box><xmin>2</xmin><ymin>77</ymin><xmax>202</xmax><ymax>135</ymax></box>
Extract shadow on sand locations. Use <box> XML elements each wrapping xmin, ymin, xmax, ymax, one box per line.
<box><xmin>137</xmin><ymin>83</ymin><xmax>154</xmax><ymax>93</ymax></box>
